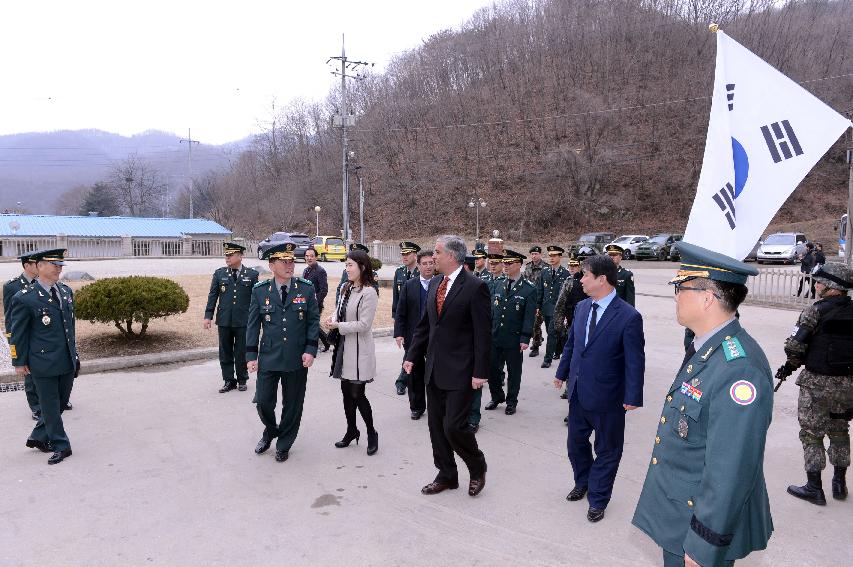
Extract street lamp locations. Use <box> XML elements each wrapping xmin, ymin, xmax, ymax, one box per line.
<box><xmin>314</xmin><ymin>206</ymin><xmax>321</xmax><ymax>237</ymax></box>
<box><xmin>468</xmin><ymin>197</ymin><xmax>487</xmax><ymax>242</ymax></box>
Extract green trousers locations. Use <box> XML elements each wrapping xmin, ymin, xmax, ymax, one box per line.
<box><xmin>488</xmin><ymin>346</ymin><xmax>523</xmax><ymax>406</ymax></box>
<box><xmin>24</xmin><ymin>373</ymin><xmax>40</xmax><ymax>414</ymax></box>
<box><xmin>29</xmin><ymin>372</ymin><xmax>74</xmax><ymax>452</ymax></box>
<box><xmin>255</xmin><ymin>368</ymin><xmax>308</xmax><ymax>453</ymax></box>
<box><xmin>218</xmin><ymin>326</ymin><xmax>248</xmax><ymax>385</ymax></box>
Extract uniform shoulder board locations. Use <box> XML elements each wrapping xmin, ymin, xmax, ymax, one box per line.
<box><xmin>298</xmin><ymin>277</ymin><xmax>314</xmax><ymax>286</ymax></box>
<box><xmin>722</xmin><ymin>336</ymin><xmax>747</xmax><ymax>362</ymax></box>
<box><xmin>253</xmin><ymin>280</ymin><xmax>268</xmax><ymax>288</ymax></box>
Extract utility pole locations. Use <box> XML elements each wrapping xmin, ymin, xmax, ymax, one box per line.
<box><xmin>355</xmin><ymin>166</ymin><xmax>365</xmax><ymax>244</ymax></box>
<box><xmin>846</xmin><ymin>123</ymin><xmax>852</xmax><ymax>266</ymax></box>
<box><xmin>328</xmin><ymin>35</ymin><xmax>372</xmax><ymax>245</ymax></box>
<box><xmin>180</xmin><ymin>129</ymin><xmax>200</xmax><ymax>219</ymax></box>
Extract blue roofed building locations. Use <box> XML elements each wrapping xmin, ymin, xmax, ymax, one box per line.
<box><xmin>0</xmin><ymin>214</ymin><xmax>233</xmax><ymax>259</ymax></box>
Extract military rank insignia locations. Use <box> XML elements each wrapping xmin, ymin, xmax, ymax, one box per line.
<box><xmin>723</xmin><ymin>336</ymin><xmax>746</xmax><ymax>361</ymax></box>
<box><xmin>9</xmin><ymin>345</ymin><xmax>16</xmax><ymax>358</ymax></box>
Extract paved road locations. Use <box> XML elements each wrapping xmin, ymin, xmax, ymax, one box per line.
<box><xmin>1</xmin><ymin>288</ymin><xmax>849</xmax><ymax>566</ymax></box>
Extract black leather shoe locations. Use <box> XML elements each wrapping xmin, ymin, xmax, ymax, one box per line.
<box><xmin>219</xmin><ymin>382</ymin><xmax>237</xmax><ymax>393</ymax></box>
<box><xmin>396</xmin><ymin>383</ymin><xmax>406</xmax><ymax>395</ymax></box>
<box><xmin>237</xmin><ymin>383</ymin><xmax>248</xmax><ymax>392</ymax></box>
<box><xmin>421</xmin><ymin>480</ymin><xmax>459</xmax><ymax>495</ymax></box>
<box><xmin>832</xmin><ymin>467</ymin><xmax>847</xmax><ymax>500</ymax></box>
<box><xmin>553</xmin><ymin>353</ymin><xmax>561</xmax><ymax>360</ymax></box>
<box><xmin>26</xmin><ymin>438</ymin><xmax>51</xmax><ymax>453</ymax></box>
<box><xmin>275</xmin><ymin>451</ymin><xmax>289</xmax><ymax>462</ymax></box>
<box><xmin>563</xmin><ymin>415</ymin><xmax>569</xmax><ymax>425</ymax></box>
<box><xmin>566</xmin><ymin>486</ymin><xmax>588</xmax><ymax>501</ymax></box>
<box><xmin>366</xmin><ymin>431</ymin><xmax>379</xmax><ymax>456</ymax></box>
<box><xmin>469</xmin><ymin>471</ymin><xmax>486</xmax><ymax>496</ymax></box>
<box><xmin>505</xmin><ymin>405</ymin><xmax>517</xmax><ymax>415</ymax></box>
<box><xmin>63</xmin><ymin>402</ymin><xmax>73</xmax><ymax>411</ymax></box>
<box><xmin>48</xmin><ymin>449</ymin><xmax>72</xmax><ymax>465</ymax></box>
<box><xmin>484</xmin><ymin>400</ymin><xmax>503</xmax><ymax>411</ymax></box>
<box><xmin>528</xmin><ymin>348</ymin><xmax>539</xmax><ymax>358</ymax></box>
<box><xmin>255</xmin><ymin>437</ymin><xmax>272</xmax><ymax>455</ymax></box>
<box><xmin>31</xmin><ymin>411</ymin><xmax>40</xmax><ymax>421</ymax></box>
<box><xmin>541</xmin><ymin>360</ymin><xmax>552</xmax><ymax>369</ymax></box>
<box><xmin>410</xmin><ymin>410</ymin><xmax>425</xmax><ymax>420</ymax></box>
<box><xmin>466</xmin><ymin>423</ymin><xmax>480</xmax><ymax>434</ymax></box>
<box><xmin>787</xmin><ymin>472</ymin><xmax>827</xmax><ymax>505</ymax></box>
<box><xmin>587</xmin><ymin>507</ymin><xmax>605</xmax><ymax>522</ymax></box>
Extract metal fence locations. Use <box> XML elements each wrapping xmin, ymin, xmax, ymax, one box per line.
<box><xmin>746</xmin><ymin>268</ymin><xmax>816</xmax><ymax>308</ymax></box>
<box><xmin>370</xmin><ymin>242</ymin><xmax>400</xmax><ymax>265</ymax></box>
<box><xmin>67</xmin><ymin>237</ymin><xmax>122</xmax><ymax>258</ymax></box>
<box><xmin>0</xmin><ymin>237</ymin><xmax>58</xmax><ymax>258</ymax></box>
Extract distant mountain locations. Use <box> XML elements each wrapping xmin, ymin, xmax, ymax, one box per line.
<box><xmin>0</xmin><ymin>129</ymin><xmax>252</xmax><ymax>213</ymax></box>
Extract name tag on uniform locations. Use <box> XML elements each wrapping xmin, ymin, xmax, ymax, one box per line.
<box><xmin>680</xmin><ymin>382</ymin><xmax>703</xmax><ymax>402</ymax></box>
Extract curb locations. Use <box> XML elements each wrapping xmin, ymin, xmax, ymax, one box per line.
<box><xmin>0</xmin><ymin>327</ymin><xmax>395</xmax><ymax>383</ymax></box>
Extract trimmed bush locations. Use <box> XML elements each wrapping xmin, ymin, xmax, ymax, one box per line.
<box><xmin>75</xmin><ymin>276</ymin><xmax>189</xmax><ymax>337</ymax></box>
<box><xmin>370</xmin><ymin>257</ymin><xmax>383</xmax><ymax>271</ymax></box>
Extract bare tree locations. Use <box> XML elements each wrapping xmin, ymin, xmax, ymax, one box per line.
<box><xmin>108</xmin><ymin>154</ymin><xmax>167</xmax><ymax>217</ymax></box>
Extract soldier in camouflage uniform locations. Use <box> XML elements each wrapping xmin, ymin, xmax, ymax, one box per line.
<box><xmin>778</xmin><ymin>262</ymin><xmax>853</xmax><ymax>504</ymax></box>
<box><xmin>523</xmin><ymin>246</ymin><xmax>546</xmax><ymax>357</ymax></box>
<box><xmin>392</xmin><ymin>241</ymin><xmax>421</xmax><ymax>396</ymax></box>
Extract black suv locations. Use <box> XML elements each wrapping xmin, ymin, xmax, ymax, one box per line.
<box><xmin>634</xmin><ymin>233</ymin><xmax>683</xmax><ymax>261</ymax></box>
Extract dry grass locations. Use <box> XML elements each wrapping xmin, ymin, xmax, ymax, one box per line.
<box><xmin>59</xmin><ymin>275</ymin><xmax>395</xmax><ymax>360</ymax></box>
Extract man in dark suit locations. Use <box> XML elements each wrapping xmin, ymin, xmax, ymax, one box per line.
<box><xmin>394</xmin><ymin>250</ymin><xmax>437</xmax><ymax>420</ymax></box>
<box><xmin>554</xmin><ymin>254</ymin><xmax>645</xmax><ymax>522</ymax></box>
<box><xmin>404</xmin><ymin>235</ymin><xmax>491</xmax><ymax>497</ymax></box>
<box><xmin>302</xmin><ymin>247</ymin><xmax>330</xmax><ymax>352</ymax></box>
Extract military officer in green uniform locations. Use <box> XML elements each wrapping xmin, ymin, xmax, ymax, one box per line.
<box><xmin>4</xmin><ymin>253</ymin><xmax>41</xmax><ymax>420</ymax></box>
<box><xmin>523</xmin><ymin>245</ymin><xmax>547</xmax><ymax>357</ymax></box>
<box><xmin>484</xmin><ymin>250</ymin><xmax>537</xmax><ymax>415</ymax></box>
<box><xmin>473</xmin><ymin>248</ymin><xmax>490</xmax><ymax>280</ymax></box>
<box><xmin>632</xmin><ymin>241</ymin><xmax>773</xmax><ymax>567</ymax></box>
<box><xmin>246</xmin><ymin>243</ymin><xmax>320</xmax><ymax>462</ymax></box>
<box><xmin>393</xmin><ymin>241</ymin><xmax>420</xmax><ymax>395</ymax></box>
<box><xmin>605</xmin><ymin>244</ymin><xmax>636</xmax><ymax>306</ymax></box>
<box><xmin>537</xmin><ymin>245</ymin><xmax>570</xmax><ymax>369</ymax></box>
<box><xmin>204</xmin><ymin>242</ymin><xmax>259</xmax><ymax>393</ymax></box>
<box><xmin>335</xmin><ymin>243</ymin><xmax>374</xmax><ymax>306</ymax></box>
<box><xmin>777</xmin><ymin>262</ymin><xmax>853</xmax><ymax>504</ymax></box>
<box><xmin>9</xmin><ymin>249</ymin><xmax>79</xmax><ymax>465</ymax></box>
<box><xmin>467</xmin><ymin>253</ymin><xmax>505</xmax><ymax>432</ymax></box>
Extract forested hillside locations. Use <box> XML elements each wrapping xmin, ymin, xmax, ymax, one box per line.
<box><xmin>196</xmin><ymin>0</ymin><xmax>853</xmax><ymax>240</ymax></box>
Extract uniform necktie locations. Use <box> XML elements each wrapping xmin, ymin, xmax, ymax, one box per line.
<box><xmin>281</xmin><ymin>284</ymin><xmax>288</xmax><ymax>302</ymax></box>
<box><xmin>436</xmin><ymin>277</ymin><xmax>449</xmax><ymax>315</ymax></box>
<box><xmin>506</xmin><ymin>279</ymin><xmax>514</xmax><ymax>297</ymax></box>
<box><xmin>231</xmin><ymin>268</ymin><xmax>238</xmax><ymax>281</ymax></box>
<box><xmin>681</xmin><ymin>341</ymin><xmax>696</xmax><ymax>371</ymax></box>
<box><xmin>588</xmin><ymin>302</ymin><xmax>599</xmax><ymax>342</ymax></box>
<box><xmin>50</xmin><ymin>286</ymin><xmax>60</xmax><ymax>307</ymax></box>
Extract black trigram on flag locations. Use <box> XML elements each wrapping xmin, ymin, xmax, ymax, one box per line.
<box><xmin>712</xmin><ymin>183</ymin><xmax>736</xmax><ymax>230</ymax></box>
<box><xmin>760</xmin><ymin>120</ymin><xmax>803</xmax><ymax>163</ymax></box>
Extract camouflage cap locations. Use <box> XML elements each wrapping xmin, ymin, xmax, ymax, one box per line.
<box><xmin>812</xmin><ymin>262</ymin><xmax>852</xmax><ymax>291</ymax></box>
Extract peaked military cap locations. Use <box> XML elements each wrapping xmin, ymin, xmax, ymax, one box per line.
<box><xmin>350</xmin><ymin>243</ymin><xmax>369</xmax><ymax>253</ymax></box>
<box><xmin>264</xmin><ymin>242</ymin><xmax>297</xmax><ymax>261</ymax></box>
<box><xmin>529</xmin><ymin>245</ymin><xmax>542</xmax><ymax>253</ymax></box>
<box><xmin>503</xmin><ymin>249</ymin><xmax>526</xmax><ymax>263</ymax></box>
<box><xmin>605</xmin><ymin>244</ymin><xmax>624</xmax><ymax>255</ymax></box>
<box><xmin>18</xmin><ymin>252</ymin><xmax>32</xmax><ymax>263</ymax></box>
<box><xmin>224</xmin><ymin>242</ymin><xmax>246</xmax><ymax>255</ymax></box>
<box><xmin>472</xmin><ymin>249</ymin><xmax>487</xmax><ymax>259</ymax></box>
<box><xmin>670</xmin><ymin>241</ymin><xmax>758</xmax><ymax>285</ymax></box>
<box><xmin>547</xmin><ymin>245</ymin><xmax>565</xmax><ymax>256</ymax></box>
<box><xmin>399</xmin><ymin>241</ymin><xmax>421</xmax><ymax>254</ymax></box>
<box><xmin>30</xmin><ymin>248</ymin><xmax>67</xmax><ymax>266</ymax></box>
<box><xmin>568</xmin><ymin>255</ymin><xmax>581</xmax><ymax>267</ymax></box>
<box><xmin>487</xmin><ymin>253</ymin><xmax>504</xmax><ymax>262</ymax></box>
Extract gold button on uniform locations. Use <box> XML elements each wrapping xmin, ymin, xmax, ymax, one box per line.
<box><xmin>660</xmin><ymin>416</ymin><xmax>667</xmax><ymax>424</ymax></box>
<box><xmin>680</xmin><ymin>405</ymin><xmax>685</xmax><ymax>412</ymax></box>
<box><xmin>652</xmin><ymin>457</ymin><xmax>658</xmax><ymax>465</ymax></box>
<box><xmin>666</xmin><ymin>395</ymin><xmax>673</xmax><ymax>402</ymax></box>
<box><xmin>687</xmin><ymin>500</ymin><xmax>694</xmax><ymax>507</ymax></box>
<box><xmin>655</xmin><ymin>436</ymin><xmax>661</xmax><ymax>444</ymax></box>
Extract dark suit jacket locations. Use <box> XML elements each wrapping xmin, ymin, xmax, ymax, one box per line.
<box><xmin>555</xmin><ymin>294</ymin><xmax>645</xmax><ymax>413</ymax></box>
<box><xmin>405</xmin><ymin>268</ymin><xmax>491</xmax><ymax>390</ymax></box>
<box><xmin>394</xmin><ymin>276</ymin><xmax>431</xmax><ymax>350</ymax></box>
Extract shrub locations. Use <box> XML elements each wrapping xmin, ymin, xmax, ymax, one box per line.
<box><xmin>370</xmin><ymin>257</ymin><xmax>382</xmax><ymax>271</ymax></box>
<box><xmin>75</xmin><ymin>276</ymin><xmax>189</xmax><ymax>337</ymax></box>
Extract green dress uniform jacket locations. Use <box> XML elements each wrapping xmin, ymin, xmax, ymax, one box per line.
<box><xmin>474</xmin><ymin>268</ymin><xmax>491</xmax><ymax>281</ymax></box>
<box><xmin>4</xmin><ymin>273</ymin><xmax>33</xmax><ymax>337</ymax></box>
<box><xmin>204</xmin><ymin>265</ymin><xmax>259</xmax><ymax>327</ymax></box>
<box><xmin>491</xmin><ymin>277</ymin><xmax>537</xmax><ymax>348</ymax></box>
<box><xmin>536</xmin><ymin>265</ymin><xmax>569</xmax><ymax>317</ymax></box>
<box><xmin>392</xmin><ymin>265</ymin><xmax>419</xmax><ymax>317</ymax></box>
<box><xmin>632</xmin><ymin>319</ymin><xmax>774</xmax><ymax>566</ymax></box>
<box><xmin>9</xmin><ymin>282</ymin><xmax>78</xmax><ymax>376</ymax></box>
<box><xmin>246</xmin><ymin>278</ymin><xmax>320</xmax><ymax>372</ymax></box>
<box><xmin>615</xmin><ymin>265</ymin><xmax>636</xmax><ymax>307</ymax></box>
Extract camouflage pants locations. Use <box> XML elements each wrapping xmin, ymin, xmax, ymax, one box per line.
<box><xmin>796</xmin><ymin>371</ymin><xmax>853</xmax><ymax>472</ymax></box>
<box><xmin>532</xmin><ymin>311</ymin><xmax>544</xmax><ymax>349</ymax></box>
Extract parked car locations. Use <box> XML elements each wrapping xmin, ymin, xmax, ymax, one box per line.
<box><xmin>257</xmin><ymin>232</ymin><xmax>313</xmax><ymax>261</ymax></box>
<box><xmin>756</xmin><ymin>232</ymin><xmax>807</xmax><ymax>264</ymax></box>
<box><xmin>634</xmin><ymin>233</ymin><xmax>683</xmax><ymax>261</ymax></box>
<box><xmin>607</xmin><ymin>235</ymin><xmax>649</xmax><ymax>260</ymax></box>
<box><xmin>743</xmin><ymin>240</ymin><xmax>762</xmax><ymax>262</ymax></box>
<box><xmin>311</xmin><ymin>236</ymin><xmax>347</xmax><ymax>261</ymax></box>
<box><xmin>568</xmin><ymin>232</ymin><xmax>616</xmax><ymax>257</ymax></box>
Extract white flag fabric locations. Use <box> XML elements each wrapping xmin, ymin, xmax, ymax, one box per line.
<box><xmin>684</xmin><ymin>30</ymin><xmax>852</xmax><ymax>260</ymax></box>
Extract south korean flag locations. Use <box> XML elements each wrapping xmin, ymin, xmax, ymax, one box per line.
<box><xmin>684</xmin><ymin>28</ymin><xmax>852</xmax><ymax>260</ymax></box>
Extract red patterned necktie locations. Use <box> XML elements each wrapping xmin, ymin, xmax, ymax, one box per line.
<box><xmin>436</xmin><ymin>277</ymin><xmax>449</xmax><ymax>315</ymax></box>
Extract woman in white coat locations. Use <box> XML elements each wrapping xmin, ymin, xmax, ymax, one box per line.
<box><xmin>326</xmin><ymin>249</ymin><xmax>379</xmax><ymax>455</ymax></box>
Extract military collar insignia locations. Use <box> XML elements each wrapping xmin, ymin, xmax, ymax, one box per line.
<box><xmin>701</xmin><ymin>346</ymin><xmax>714</xmax><ymax>360</ymax></box>
<box><xmin>722</xmin><ymin>336</ymin><xmax>746</xmax><ymax>362</ymax></box>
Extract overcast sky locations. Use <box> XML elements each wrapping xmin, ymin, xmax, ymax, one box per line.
<box><xmin>0</xmin><ymin>0</ymin><xmax>492</xmax><ymax>144</ymax></box>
